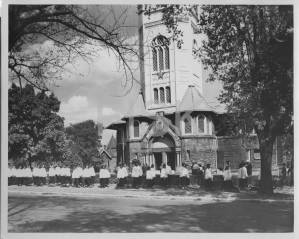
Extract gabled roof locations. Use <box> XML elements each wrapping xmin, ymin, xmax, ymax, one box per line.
<box><xmin>177</xmin><ymin>85</ymin><xmax>219</xmax><ymax>113</ymax></box>
<box><xmin>98</xmin><ymin>147</ymin><xmax>112</xmax><ymax>160</ymax></box>
<box><xmin>122</xmin><ymin>91</ymin><xmax>152</xmax><ymax>118</ymax></box>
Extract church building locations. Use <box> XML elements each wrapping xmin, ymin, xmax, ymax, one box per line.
<box><xmin>106</xmin><ymin>6</ymin><xmax>282</xmax><ymax>172</ymax></box>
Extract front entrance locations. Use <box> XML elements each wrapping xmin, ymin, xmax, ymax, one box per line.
<box><xmin>166</xmin><ymin>152</ymin><xmax>176</xmax><ymax>170</ymax></box>
<box><xmin>153</xmin><ymin>153</ymin><xmax>162</xmax><ymax>170</ymax></box>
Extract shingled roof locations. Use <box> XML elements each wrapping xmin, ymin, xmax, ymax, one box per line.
<box><xmin>122</xmin><ymin>91</ymin><xmax>153</xmax><ymax>118</ymax></box>
<box><xmin>177</xmin><ymin>85</ymin><xmax>219</xmax><ymax>113</ymax></box>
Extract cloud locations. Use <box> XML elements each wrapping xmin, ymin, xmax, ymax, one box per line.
<box><xmin>102</xmin><ymin>107</ymin><xmax>119</xmax><ymax>116</ymax></box>
<box><xmin>59</xmin><ymin>95</ymin><xmax>97</xmax><ymax>126</ymax></box>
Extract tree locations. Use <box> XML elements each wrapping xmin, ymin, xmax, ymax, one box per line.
<box><xmin>62</xmin><ymin>139</ymin><xmax>84</xmax><ymax>168</ymax></box>
<box><xmin>9</xmin><ymin>5</ymin><xmax>139</xmax><ymax>91</ymax></box>
<box><xmin>65</xmin><ymin>120</ymin><xmax>99</xmax><ymax>166</ymax></box>
<box><xmin>9</xmin><ymin>83</ymin><xmax>66</xmax><ymax>167</ymax></box>
<box><xmin>157</xmin><ymin>5</ymin><xmax>293</xmax><ymax>194</ymax></box>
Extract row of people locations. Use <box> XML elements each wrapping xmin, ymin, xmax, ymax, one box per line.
<box><xmin>8</xmin><ymin>161</ymin><xmax>252</xmax><ymax>190</ymax></box>
<box><xmin>8</xmin><ymin>164</ymin><xmax>99</xmax><ymax>187</ymax></box>
<box><xmin>116</xmin><ymin>162</ymin><xmax>191</xmax><ymax>189</ymax></box>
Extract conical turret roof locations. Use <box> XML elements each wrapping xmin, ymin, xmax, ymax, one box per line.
<box><xmin>123</xmin><ymin>91</ymin><xmax>152</xmax><ymax>118</ymax></box>
<box><xmin>177</xmin><ymin>85</ymin><xmax>218</xmax><ymax>113</ymax></box>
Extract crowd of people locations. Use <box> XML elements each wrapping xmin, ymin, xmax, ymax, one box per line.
<box><xmin>7</xmin><ymin>162</ymin><xmax>106</xmax><ymax>188</ymax></box>
<box><xmin>115</xmin><ymin>161</ymin><xmax>191</xmax><ymax>189</ymax></box>
<box><xmin>8</xmin><ymin>159</ymin><xmax>291</xmax><ymax>190</ymax></box>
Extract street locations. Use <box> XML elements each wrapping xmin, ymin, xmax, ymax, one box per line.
<box><xmin>8</xmin><ymin>191</ymin><xmax>293</xmax><ymax>233</ymax></box>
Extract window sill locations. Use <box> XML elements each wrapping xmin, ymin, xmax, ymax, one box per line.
<box><xmin>152</xmin><ymin>70</ymin><xmax>170</xmax><ymax>75</ymax></box>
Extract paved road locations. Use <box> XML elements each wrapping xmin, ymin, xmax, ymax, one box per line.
<box><xmin>8</xmin><ymin>192</ymin><xmax>293</xmax><ymax>233</ymax></box>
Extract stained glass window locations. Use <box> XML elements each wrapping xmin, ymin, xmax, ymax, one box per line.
<box><xmin>165</xmin><ymin>46</ymin><xmax>169</xmax><ymax>69</ymax></box>
<box><xmin>160</xmin><ymin>87</ymin><xmax>165</xmax><ymax>103</ymax></box>
<box><xmin>198</xmin><ymin>115</ymin><xmax>205</xmax><ymax>133</ymax></box>
<box><xmin>166</xmin><ymin>86</ymin><xmax>171</xmax><ymax>103</ymax></box>
<box><xmin>154</xmin><ymin>88</ymin><xmax>159</xmax><ymax>104</ymax></box>
<box><xmin>184</xmin><ymin>117</ymin><xmax>192</xmax><ymax>134</ymax></box>
<box><xmin>134</xmin><ymin>121</ymin><xmax>139</xmax><ymax>138</ymax></box>
<box><xmin>158</xmin><ymin>47</ymin><xmax>164</xmax><ymax>71</ymax></box>
<box><xmin>152</xmin><ymin>48</ymin><xmax>157</xmax><ymax>71</ymax></box>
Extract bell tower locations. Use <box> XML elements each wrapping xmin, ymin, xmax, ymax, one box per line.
<box><xmin>138</xmin><ymin>5</ymin><xmax>204</xmax><ymax>114</ymax></box>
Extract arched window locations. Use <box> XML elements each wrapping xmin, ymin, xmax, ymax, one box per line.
<box><xmin>184</xmin><ymin>117</ymin><xmax>192</xmax><ymax>134</ymax></box>
<box><xmin>159</xmin><ymin>87</ymin><xmax>165</xmax><ymax>103</ymax></box>
<box><xmin>165</xmin><ymin>46</ymin><xmax>170</xmax><ymax>69</ymax></box>
<box><xmin>152</xmin><ymin>48</ymin><xmax>157</xmax><ymax>71</ymax></box>
<box><xmin>198</xmin><ymin>115</ymin><xmax>205</xmax><ymax>133</ymax></box>
<box><xmin>134</xmin><ymin>120</ymin><xmax>140</xmax><ymax>138</ymax></box>
<box><xmin>154</xmin><ymin>88</ymin><xmax>159</xmax><ymax>104</ymax></box>
<box><xmin>165</xmin><ymin>86</ymin><xmax>171</xmax><ymax>103</ymax></box>
<box><xmin>152</xmin><ymin>35</ymin><xmax>170</xmax><ymax>72</ymax></box>
<box><xmin>158</xmin><ymin>47</ymin><xmax>164</xmax><ymax>71</ymax></box>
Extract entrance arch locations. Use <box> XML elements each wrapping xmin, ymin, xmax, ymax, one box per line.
<box><xmin>149</xmin><ymin>134</ymin><xmax>177</xmax><ymax>170</ymax></box>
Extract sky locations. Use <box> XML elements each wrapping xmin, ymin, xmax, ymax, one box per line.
<box><xmin>7</xmin><ymin>4</ymin><xmax>223</xmax><ymax>145</ymax></box>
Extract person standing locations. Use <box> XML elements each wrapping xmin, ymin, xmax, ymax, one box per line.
<box><xmin>55</xmin><ymin>163</ymin><xmax>62</xmax><ymax>185</ymax></box>
<box><xmin>83</xmin><ymin>165</ymin><xmax>90</xmax><ymax>187</ymax></box>
<box><xmin>122</xmin><ymin>164</ymin><xmax>129</xmax><ymax>188</ymax></box>
<box><xmin>9</xmin><ymin>165</ymin><xmax>17</xmax><ymax>186</ymax></box>
<box><xmin>117</xmin><ymin>163</ymin><xmax>124</xmax><ymax>188</ymax></box>
<box><xmin>204</xmin><ymin>164</ymin><xmax>213</xmax><ymax>190</ymax></box>
<box><xmin>60</xmin><ymin>166</ymin><xmax>66</xmax><ymax>186</ymax></box>
<box><xmin>238</xmin><ymin>162</ymin><xmax>248</xmax><ymax>189</ymax></box>
<box><xmin>191</xmin><ymin>162</ymin><xmax>200</xmax><ymax>185</ymax></box>
<box><xmin>180</xmin><ymin>163</ymin><xmax>190</xmax><ymax>189</ymax></box>
<box><xmin>104</xmin><ymin>166</ymin><xmax>111</xmax><ymax>187</ymax></box>
<box><xmin>32</xmin><ymin>163</ymin><xmax>40</xmax><ymax>186</ymax></box>
<box><xmin>146</xmin><ymin>165</ymin><xmax>154</xmax><ymax>188</ymax></box>
<box><xmin>72</xmin><ymin>166</ymin><xmax>79</xmax><ymax>187</ymax></box>
<box><xmin>40</xmin><ymin>164</ymin><xmax>47</xmax><ymax>185</ymax></box>
<box><xmin>89</xmin><ymin>164</ymin><xmax>96</xmax><ymax>187</ymax></box>
<box><xmin>77</xmin><ymin>164</ymin><xmax>83</xmax><ymax>187</ymax></box>
<box><xmin>137</xmin><ymin>162</ymin><xmax>143</xmax><ymax>188</ymax></box>
<box><xmin>131</xmin><ymin>163</ymin><xmax>140</xmax><ymax>188</ymax></box>
<box><xmin>246</xmin><ymin>161</ymin><xmax>253</xmax><ymax>186</ymax></box>
<box><xmin>24</xmin><ymin>164</ymin><xmax>33</xmax><ymax>186</ymax></box>
<box><xmin>65</xmin><ymin>165</ymin><xmax>71</xmax><ymax>186</ymax></box>
<box><xmin>48</xmin><ymin>164</ymin><xmax>56</xmax><ymax>185</ymax></box>
<box><xmin>99</xmin><ymin>165</ymin><xmax>106</xmax><ymax>188</ymax></box>
<box><xmin>223</xmin><ymin>165</ymin><xmax>233</xmax><ymax>190</ymax></box>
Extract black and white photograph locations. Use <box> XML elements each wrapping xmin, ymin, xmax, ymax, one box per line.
<box><xmin>1</xmin><ymin>1</ymin><xmax>297</xmax><ymax>236</ymax></box>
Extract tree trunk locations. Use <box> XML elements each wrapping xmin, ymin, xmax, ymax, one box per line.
<box><xmin>259</xmin><ymin>136</ymin><xmax>275</xmax><ymax>194</ymax></box>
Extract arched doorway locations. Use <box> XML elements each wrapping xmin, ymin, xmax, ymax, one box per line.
<box><xmin>150</xmin><ymin>134</ymin><xmax>176</xmax><ymax>170</ymax></box>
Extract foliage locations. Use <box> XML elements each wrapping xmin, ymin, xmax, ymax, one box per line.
<box><xmin>9</xmin><ymin>83</ymin><xmax>66</xmax><ymax>167</ymax></box>
<box><xmin>159</xmin><ymin>5</ymin><xmax>293</xmax><ymax>193</ymax></box>
<box><xmin>9</xmin><ymin>5</ymin><xmax>139</xmax><ymax>91</ymax></box>
<box><xmin>65</xmin><ymin>120</ymin><xmax>99</xmax><ymax>166</ymax></box>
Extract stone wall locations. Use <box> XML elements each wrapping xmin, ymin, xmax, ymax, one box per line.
<box><xmin>217</xmin><ymin>136</ymin><xmax>249</xmax><ymax>169</ymax></box>
<box><xmin>182</xmin><ymin>136</ymin><xmax>217</xmax><ymax>168</ymax></box>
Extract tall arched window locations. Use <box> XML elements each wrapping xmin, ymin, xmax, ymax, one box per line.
<box><xmin>152</xmin><ymin>48</ymin><xmax>157</xmax><ymax>71</ymax></box>
<box><xmin>154</xmin><ymin>88</ymin><xmax>159</xmax><ymax>104</ymax></box>
<box><xmin>158</xmin><ymin>47</ymin><xmax>164</xmax><ymax>71</ymax></box>
<box><xmin>159</xmin><ymin>87</ymin><xmax>165</xmax><ymax>103</ymax></box>
<box><xmin>184</xmin><ymin>117</ymin><xmax>192</xmax><ymax>134</ymax></box>
<box><xmin>165</xmin><ymin>86</ymin><xmax>171</xmax><ymax>103</ymax></box>
<box><xmin>134</xmin><ymin>120</ymin><xmax>140</xmax><ymax>138</ymax></box>
<box><xmin>198</xmin><ymin>115</ymin><xmax>205</xmax><ymax>133</ymax></box>
<box><xmin>152</xmin><ymin>35</ymin><xmax>170</xmax><ymax>72</ymax></box>
<box><xmin>165</xmin><ymin>46</ymin><xmax>170</xmax><ymax>69</ymax></box>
